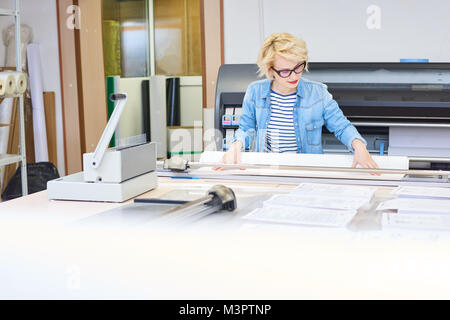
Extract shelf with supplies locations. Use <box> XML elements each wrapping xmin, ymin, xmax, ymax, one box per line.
<box><xmin>0</xmin><ymin>0</ymin><xmax>28</xmax><ymax>199</ymax></box>
<box><xmin>0</xmin><ymin>8</ymin><xmax>17</xmax><ymax>16</ymax></box>
<box><xmin>0</xmin><ymin>154</ymin><xmax>22</xmax><ymax>167</ymax></box>
<box><xmin>220</xmin><ymin>104</ymin><xmax>242</xmax><ymax>151</ymax></box>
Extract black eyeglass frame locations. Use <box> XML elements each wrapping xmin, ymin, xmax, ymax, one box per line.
<box><xmin>271</xmin><ymin>61</ymin><xmax>306</xmax><ymax>78</ymax></box>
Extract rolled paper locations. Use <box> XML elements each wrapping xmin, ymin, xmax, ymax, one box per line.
<box><xmin>27</xmin><ymin>43</ymin><xmax>49</xmax><ymax>162</ymax></box>
<box><xmin>0</xmin><ymin>79</ymin><xmax>5</xmax><ymax>96</ymax></box>
<box><xmin>0</xmin><ymin>72</ymin><xmax>16</xmax><ymax>96</ymax></box>
<box><xmin>5</xmin><ymin>71</ymin><xmax>27</xmax><ymax>94</ymax></box>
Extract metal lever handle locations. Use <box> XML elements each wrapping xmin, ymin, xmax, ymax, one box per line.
<box><xmin>91</xmin><ymin>93</ymin><xmax>128</xmax><ymax>168</ymax></box>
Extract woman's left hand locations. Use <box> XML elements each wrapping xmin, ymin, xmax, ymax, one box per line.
<box><xmin>351</xmin><ymin>139</ymin><xmax>380</xmax><ymax>175</ymax></box>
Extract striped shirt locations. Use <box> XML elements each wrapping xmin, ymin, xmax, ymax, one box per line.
<box><xmin>265</xmin><ymin>90</ymin><xmax>298</xmax><ymax>153</ymax></box>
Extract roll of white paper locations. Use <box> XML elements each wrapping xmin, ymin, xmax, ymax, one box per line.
<box><xmin>27</xmin><ymin>43</ymin><xmax>48</xmax><ymax>162</ymax></box>
<box><xmin>0</xmin><ymin>79</ymin><xmax>4</xmax><ymax>96</ymax></box>
<box><xmin>5</xmin><ymin>71</ymin><xmax>27</xmax><ymax>94</ymax></box>
<box><xmin>0</xmin><ymin>72</ymin><xmax>16</xmax><ymax>96</ymax></box>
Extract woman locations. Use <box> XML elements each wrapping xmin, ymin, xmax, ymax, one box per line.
<box><xmin>221</xmin><ymin>32</ymin><xmax>379</xmax><ymax>171</ymax></box>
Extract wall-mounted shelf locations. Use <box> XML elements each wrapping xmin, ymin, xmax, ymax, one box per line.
<box><xmin>0</xmin><ymin>154</ymin><xmax>22</xmax><ymax>166</ymax></box>
<box><xmin>0</xmin><ymin>8</ymin><xmax>17</xmax><ymax>16</ymax></box>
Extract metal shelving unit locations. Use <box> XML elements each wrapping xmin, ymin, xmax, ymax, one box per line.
<box><xmin>0</xmin><ymin>0</ymin><xmax>27</xmax><ymax>197</ymax></box>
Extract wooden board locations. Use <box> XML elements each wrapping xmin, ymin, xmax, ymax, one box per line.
<box><xmin>56</xmin><ymin>0</ymin><xmax>82</xmax><ymax>175</ymax></box>
<box><xmin>24</xmin><ymin>95</ymin><xmax>35</xmax><ymax>164</ymax></box>
<box><xmin>77</xmin><ymin>0</ymin><xmax>108</xmax><ymax>153</ymax></box>
<box><xmin>200</xmin><ymin>0</ymin><xmax>224</xmax><ymax>109</ymax></box>
<box><xmin>44</xmin><ymin>92</ymin><xmax>57</xmax><ymax>168</ymax></box>
<box><xmin>2</xmin><ymin>98</ymin><xmax>19</xmax><ymax>194</ymax></box>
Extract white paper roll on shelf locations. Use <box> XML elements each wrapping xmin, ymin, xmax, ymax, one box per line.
<box><xmin>0</xmin><ymin>72</ymin><xmax>16</xmax><ymax>96</ymax></box>
<box><xmin>5</xmin><ymin>71</ymin><xmax>27</xmax><ymax>94</ymax></box>
<box><xmin>27</xmin><ymin>43</ymin><xmax>49</xmax><ymax>162</ymax></box>
<box><xmin>0</xmin><ymin>79</ymin><xmax>4</xmax><ymax>96</ymax></box>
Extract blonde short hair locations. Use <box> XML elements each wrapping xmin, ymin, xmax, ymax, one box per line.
<box><xmin>257</xmin><ymin>33</ymin><xmax>309</xmax><ymax>79</ymax></box>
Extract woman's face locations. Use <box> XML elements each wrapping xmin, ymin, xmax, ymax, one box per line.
<box><xmin>270</xmin><ymin>55</ymin><xmax>304</xmax><ymax>91</ymax></box>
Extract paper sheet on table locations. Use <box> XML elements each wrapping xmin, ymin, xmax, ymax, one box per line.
<box><xmin>243</xmin><ymin>205</ymin><xmax>357</xmax><ymax>228</ymax></box>
<box><xmin>376</xmin><ymin>198</ymin><xmax>450</xmax><ymax>214</ymax></box>
<box><xmin>293</xmin><ymin>183</ymin><xmax>378</xmax><ymax>199</ymax></box>
<box><xmin>198</xmin><ymin>151</ymin><xmax>406</xmax><ymax>180</ymax></box>
<box><xmin>382</xmin><ymin>212</ymin><xmax>450</xmax><ymax>231</ymax></box>
<box><xmin>264</xmin><ymin>194</ymin><xmax>370</xmax><ymax>211</ymax></box>
<box><xmin>395</xmin><ymin>186</ymin><xmax>450</xmax><ymax>200</ymax></box>
<box><xmin>200</xmin><ymin>151</ymin><xmax>409</xmax><ymax>169</ymax></box>
<box><xmin>193</xmin><ymin>166</ymin><xmax>404</xmax><ymax>181</ymax></box>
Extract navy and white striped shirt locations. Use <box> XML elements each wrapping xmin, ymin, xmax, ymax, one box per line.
<box><xmin>265</xmin><ymin>90</ymin><xmax>298</xmax><ymax>153</ymax></box>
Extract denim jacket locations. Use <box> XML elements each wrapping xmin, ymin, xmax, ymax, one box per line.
<box><xmin>233</xmin><ymin>78</ymin><xmax>366</xmax><ymax>153</ymax></box>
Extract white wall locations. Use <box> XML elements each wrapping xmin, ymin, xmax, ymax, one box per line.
<box><xmin>224</xmin><ymin>0</ymin><xmax>450</xmax><ymax>63</ymax></box>
<box><xmin>0</xmin><ymin>0</ymin><xmax>64</xmax><ymax>175</ymax></box>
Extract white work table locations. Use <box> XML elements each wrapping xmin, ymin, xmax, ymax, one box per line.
<box><xmin>1</xmin><ymin>176</ymin><xmax>450</xmax><ymax>299</ymax></box>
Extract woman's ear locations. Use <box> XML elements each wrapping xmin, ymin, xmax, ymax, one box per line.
<box><xmin>268</xmin><ymin>70</ymin><xmax>275</xmax><ymax>80</ymax></box>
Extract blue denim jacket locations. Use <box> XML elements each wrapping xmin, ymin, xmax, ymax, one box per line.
<box><xmin>233</xmin><ymin>78</ymin><xmax>366</xmax><ymax>153</ymax></box>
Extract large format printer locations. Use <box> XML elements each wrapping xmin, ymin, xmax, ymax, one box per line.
<box><xmin>214</xmin><ymin>63</ymin><xmax>450</xmax><ymax>169</ymax></box>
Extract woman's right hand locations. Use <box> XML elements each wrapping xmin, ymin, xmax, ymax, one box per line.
<box><xmin>213</xmin><ymin>141</ymin><xmax>243</xmax><ymax>170</ymax></box>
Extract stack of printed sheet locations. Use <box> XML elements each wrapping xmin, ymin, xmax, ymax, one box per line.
<box><xmin>378</xmin><ymin>186</ymin><xmax>450</xmax><ymax>231</ymax></box>
<box><xmin>243</xmin><ymin>183</ymin><xmax>378</xmax><ymax>228</ymax></box>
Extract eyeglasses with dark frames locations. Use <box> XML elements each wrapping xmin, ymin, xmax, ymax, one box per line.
<box><xmin>271</xmin><ymin>62</ymin><xmax>306</xmax><ymax>78</ymax></box>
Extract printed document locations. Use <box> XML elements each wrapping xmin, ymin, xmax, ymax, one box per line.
<box><xmin>396</xmin><ymin>186</ymin><xmax>450</xmax><ymax>200</ymax></box>
<box><xmin>264</xmin><ymin>194</ymin><xmax>370</xmax><ymax>211</ymax></box>
<box><xmin>376</xmin><ymin>198</ymin><xmax>450</xmax><ymax>214</ymax></box>
<box><xmin>293</xmin><ymin>183</ymin><xmax>377</xmax><ymax>199</ymax></box>
<box><xmin>244</xmin><ymin>205</ymin><xmax>357</xmax><ymax>228</ymax></box>
<box><xmin>382</xmin><ymin>212</ymin><xmax>450</xmax><ymax>231</ymax></box>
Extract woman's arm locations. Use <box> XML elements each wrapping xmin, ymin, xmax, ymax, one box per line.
<box><xmin>351</xmin><ymin>138</ymin><xmax>380</xmax><ymax>174</ymax></box>
<box><xmin>217</xmin><ymin>84</ymin><xmax>257</xmax><ymax>167</ymax></box>
<box><xmin>233</xmin><ymin>85</ymin><xmax>257</xmax><ymax>151</ymax></box>
<box><xmin>321</xmin><ymin>85</ymin><xmax>380</xmax><ymax>174</ymax></box>
<box><xmin>322</xmin><ymin>86</ymin><xmax>366</xmax><ymax>151</ymax></box>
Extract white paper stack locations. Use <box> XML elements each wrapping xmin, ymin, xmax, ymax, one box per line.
<box><xmin>377</xmin><ymin>198</ymin><xmax>450</xmax><ymax>215</ymax></box>
<box><xmin>292</xmin><ymin>183</ymin><xmax>377</xmax><ymax>200</ymax></box>
<box><xmin>243</xmin><ymin>183</ymin><xmax>376</xmax><ymax>228</ymax></box>
<box><xmin>382</xmin><ymin>213</ymin><xmax>450</xmax><ymax>231</ymax></box>
<box><xmin>264</xmin><ymin>194</ymin><xmax>369</xmax><ymax>211</ymax></box>
<box><xmin>244</xmin><ymin>206</ymin><xmax>356</xmax><ymax>228</ymax></box>
<box><xmin>395</xmin><ymin>186</ymin><xmax>450</xmax><ymax>201</ymax></box>
<box><xmin>378</xmin><ymin>187</ymin><xmax>450</xmax><ymax>231</ymax></box>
